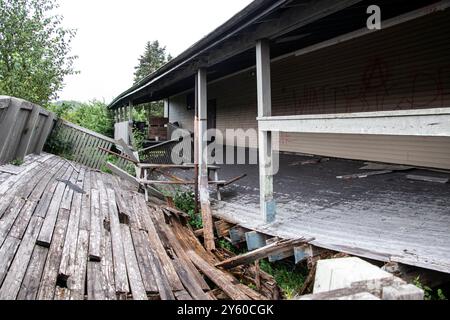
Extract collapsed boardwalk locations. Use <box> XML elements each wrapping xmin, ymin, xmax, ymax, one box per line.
<box><xmin>0</xmin><ymin>154</ymin><xmax>263</xmax><ymax>300</ymax></box>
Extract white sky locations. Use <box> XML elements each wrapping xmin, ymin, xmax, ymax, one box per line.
<box><xmin>57</xmin><ymin>0</ymin><xmax>253</xmax><ymax>104</ymax></box>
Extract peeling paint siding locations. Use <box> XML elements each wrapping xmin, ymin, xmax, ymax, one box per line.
<box><xmin>168</xmin><ymin>12</ymin><xmax>450</xmax><ymax>169</ymax></box>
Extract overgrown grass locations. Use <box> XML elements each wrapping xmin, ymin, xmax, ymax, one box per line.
<box><xmin>414</xmin><ymin>276</ymin><xmax>447</xmax><ymax>300</ymax></box>
<box><xmin>260</xmin><ymin>259</ymin><xmax>308</xmax><ymax>300</ymax></box>
<box><xmin>173</xmin><ymin>192</ymin><xmax>203</xmax><ymax>230</ymax></box>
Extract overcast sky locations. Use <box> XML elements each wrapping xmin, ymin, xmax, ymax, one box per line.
<box><xmin>57</xmin><ymin>0</ymin><xmax>253</xmax><ymax>104</ymax></box>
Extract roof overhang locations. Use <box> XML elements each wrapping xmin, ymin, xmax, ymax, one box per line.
<box><xmin>108</xmin><ymin>0</ymin><xmax>441</xmax><ymax>109</ymax></box>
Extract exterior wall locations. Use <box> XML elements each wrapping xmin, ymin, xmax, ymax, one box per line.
<box><xmin>169</xmin><ymin>12</ymin><xmax>450</xmax><ymax>169</ymax></box>
<box><xmin>168</xmin><ymin>94</ymin><xmax>195</xmax><ymax>133</ymax></box>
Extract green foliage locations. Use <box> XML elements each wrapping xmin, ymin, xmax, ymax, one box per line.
<box><xmin>173</xmin><ymin>192</ymin><xmax>203</xmax><ymax>230</ymax></box>
<box><xmin>0</xmin><ymin>0</ymin><xmax>77</xmax><ymax>106</ymax></box>
<box><xmin>414</xmin><ymin>276</ymin><xmax>447</xmax><ymax>300</ymax></box>
<box><xmin>132</xmin><ymin>128</ymin><xmax>145</xmax><ymax>151</ymax></box>
<box><xmin>134</xmin><ymin>40</ymin><xmax>172</xmax><ymax>84</ymax></box>
<box><xmin>260</xmin><ymin>259</ymin><xmax>307</xmax><ymax>300</ymax></box>
<box><xmin>10</xmin><ymin>159</ymin><xmax>24</xmax><ymax>166</ymax></box>
<box><xmin>48</xmin><ymin>100</ymin><xmax>114</xmax><ymax>138</ymax></box>
<box><xmin>44</xmin><ymin>129</ymin><xmax>73</xmax><ymax>160</ymax></box>
<box><xmin>132</xmin><ymin>40</ymin><xmax>171</xmax><ymax>118</ymax></box>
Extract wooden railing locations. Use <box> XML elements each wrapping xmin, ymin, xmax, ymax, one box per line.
<box><xmin>0</xmin><ymin>96</ymin><xmax>56</xmax><ymax>165</ymax></box>
<box><xmin>49</xmin><ymin>119</ymin><xmax>116</xmax><ymax>170</ymax></box>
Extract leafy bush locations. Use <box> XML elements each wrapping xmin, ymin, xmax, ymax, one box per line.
<box><xmin>44</xmin><ymin>129</ymin><xmax>73</xmax><ymax>160</ymax></box>
<box><xmin>414</xmin><ymin>276</ymin><xmax>447</xmax><ymax>300</ymax></box>
<box><xmin>173</xmin><ymin>192</ymin><xmax>203</xmax><ymax>230</ymax></box>
<box><xmin>48</xmin><ymin>100</ymin><xmax>114</xmax><ymax>138</ymax></box>
<box><xmin>260</xmin><ymin>259</ymin><xmax>307</xmax><ymax>300</ymax></box>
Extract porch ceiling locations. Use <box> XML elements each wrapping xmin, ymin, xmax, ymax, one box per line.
<box><xmin>108</xmin><ymin>0</ymin><xmax>438</xmax><ymax>109</ymax></box>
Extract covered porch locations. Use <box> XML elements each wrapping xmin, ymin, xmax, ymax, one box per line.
<box><xmin>211</xmin><ymin>152</ymin><xmax>450</xmax><ymax>274</ymax></box>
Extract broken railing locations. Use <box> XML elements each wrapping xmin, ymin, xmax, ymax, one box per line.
<box><xmin>48</xmin><ymin>119</ymin><xmax>116</xmax><ymax>170</ymax></box>
<box><xmin>0</xmin><ymin>96</ymin><xmax>56</xmax><ymax>165</ymax></box>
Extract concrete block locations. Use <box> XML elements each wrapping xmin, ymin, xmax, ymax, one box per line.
<box><xmin>245</xmin><ymin>231</ymin><xmax>268</xmax><ymax>251</ymax></box>
<box><xmin>382</xmin><ymin>284</ymin><xmax>424</xmax><ymax>300</ymax></box>
<box><xmin>314</xmin><ymin>257</ymin><xmax>394</xmax><ymax>293</ymax></box>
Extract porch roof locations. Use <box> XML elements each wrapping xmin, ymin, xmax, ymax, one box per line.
<box><xmin>108</xmin><ymin>0</ymin><xmax>441</xmax><ymax>110</ymax></box>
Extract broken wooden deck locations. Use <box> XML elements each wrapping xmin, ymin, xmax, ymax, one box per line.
<box><xmin>0</xmin><ymin>153</ymin><xmax>266</xmax><ymax>300</ymax></box>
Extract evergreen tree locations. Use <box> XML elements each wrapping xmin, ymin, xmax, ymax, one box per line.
<box><xmin>134</xmin><ymin>40</ymin><xmax>172</xmax><ymax>84</ymax></box>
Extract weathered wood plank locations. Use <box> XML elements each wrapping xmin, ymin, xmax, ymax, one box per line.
<box><xmin>136</xmin><ymin>196</ymin><xmax>184</xmax><ymax>292</ymax></box>
<box><xmin>37</xmin><ymin>208</ymin><xmax>71</xmax><ymax>300</ymax></box>
<box><xmin>87</xmin><ymin>262</ymin><xmax>107</xmax><ymax>300</ymax></box>
<box><xmin>120</xmin><ymin>224</ymin><xmax>147</xmax><ymax>300</ymax></box>
<box><xmin>105</xmin><ymin>188</ymin><xmax>129</xmax><ymax>294</ymax></box>
<box><xmin>0</xmin><ymin>216</ymin><xmax>44</xmax><ymax>300</ymax></box>
<box><xmin>129</xmin><ymin>227</ymin><xmax>159</xmax><ymax>294</ymax></box>
<box><xmin>188</xmin><ymin>251</ymin><xmax>250</xmax><ymax>300</ymax></box>
<box><xmin>96</xmin><ymin>174</ymin><xmax>116</xmax><ymax>300</ymax></box>
<box><xmin>216</xmin><ymin>238</ymin><xmax>312</xmax><ymax>269</ymax></box>
<box><xmin>68</xmin><ymin>229</ymin><xmax>89</xmax><ymax>300</ymax></box>
<box><xmin>173</xmin><ymin>259</ymin><xmax>211</xmax><ymax>300</ymax></box>
<box><xmin>0</xmin><ymin>236</ymin><xmax>21</xmax><ymax>286</ymax></box>
<box><xmin>0</xmin><ymin>197</ymin><xmax>26</xmax><ymax>245</ymax></box>
<box><xmin>58</xmin><ymin>167</ymin><xmax>85</xmax><ymax>278</ymax></box>
<box><xmin>141</xmin><ymin>238</ymin><xmax>175</xmax><ymax>300</ymax></box>
<box><xmin>16</xmin><ymin>102</ymin><xmax>40</xmax><ymax>161</ymax></box>
<box><xmin>88</xmin><ymin>188</ymin><xmax>103</xmax><ymax>262</ymax></box>
<box><xmin>36</xmin><ymin>166</ymin><xmax>74</xmax><ymax>247</ymax></box>
<box><xmin>8</xmin><ymin>200</ymin><xmax>38</xmax><ymax>240</ymax></box>
<box><xmin>33</xmin><ymin>163</ymin><xmax>70</xmax><ymax>218</ymax></box>
<box><xmin>16</xmin><ymin>246</ymin><xmax>48</xmax><ymax>300</ymax></box>
<box><xmin>106</xmin><ymin>162</ymin><xmax>139</xmax><ymax>189</ymax></box>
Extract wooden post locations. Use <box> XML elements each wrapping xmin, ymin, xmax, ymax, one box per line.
<box><xmin>16</xmin><ymin>102</ymin><xmax>40</xmax><ymax>160</ymax></box>
<box><xmin>197</xmin><ymin>68</ymin><xmax>215</xmax><ymax>251</ymax></box>
<box><xmin>34</xmin><ymin>112</ymin><xmax>55</xmax><ymax>154</ymax></box>
<box><xmin>256</xmin><ymin>39</ymin><xmax>276</xmax><ymax>223</ymax></box>
<box><xmin>194</xmin><ymin>77</ymin><xmax>200</xmax><ymax>215</ymax></box>
<box><xmin>0</xmin><ymin>97</ymin><xmax>20</xmax><ymax>162</ymax></box>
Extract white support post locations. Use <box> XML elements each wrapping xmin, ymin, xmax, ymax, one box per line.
<box><xmin>164</xmin><ymin>98</ymin><xmax>169</xmax><ymax>118</ymax></box>
<box><xmin>197</xmin><ymin>68</ymin><xmax>215</xmax><ymax>251</ymax></box>
<box><xmin>128</xmin><ymin>102</ymin><xmax>133</xmax><ymax>122</ymax></box>
<box><xmin>256</xmin><ymin>39</ymin><xmax>276</xmax><ymax>223</ymax></box>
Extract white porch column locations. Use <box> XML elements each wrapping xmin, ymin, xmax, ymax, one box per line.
<box><xmin>256</xmin><ymin>39</ymin><xmax>276</xmax><ymax>223</ymax></box>
<box><xmin>164</xmin><ymin>98</ymin><xmax>169</xmax><ymax>118</ymax></box>
<box><xmin>128</xmin><ymin>102</ymin><xmax>133</xmax><ymax>122</ymax></box>
<box><xmin>197</xmin><ymin>68</ymin><xmax>215</xmax><ymax>251</ymax></box>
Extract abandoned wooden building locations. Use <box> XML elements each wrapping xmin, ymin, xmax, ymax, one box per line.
<box><xmin>0</xmin><ymin>0</ymin><xmax>449</xmax><ymax>301</ymax></box>
<box><xmin>109</xmin><ymin>0</ymin><xmax>450</xmax><ymax>274</ymax></box>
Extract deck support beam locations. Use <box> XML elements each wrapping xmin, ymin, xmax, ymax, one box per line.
<box><xmin>256</xmin><ymin>39</ymin><xmax>276</xmax><ymax>223</ymax></box>
<box><xmin>197</xmin><ymin>68</ymin><xmax>215</xmax><ymax>251</ymax></box>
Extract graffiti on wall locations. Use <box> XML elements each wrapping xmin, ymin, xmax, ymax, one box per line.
<box><xmin>278</xmin><ymin>57</ymin><xmax>450</xmax><ymax>116</ymax></box>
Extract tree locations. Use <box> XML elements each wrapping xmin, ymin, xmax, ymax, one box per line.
<box><xmin>133</xmin><ymin>41</ymin><xmax>172</xmax><ymax>119</ymax></box>
<box><xmin>134</xmin><ymin>40</ymin><xmax>172</xmax><ymax>84</ymax></box>
<box><xmin>0</xmin><ymin>0</ymin><xmax>77</xmax><ymax>106</ymax></box>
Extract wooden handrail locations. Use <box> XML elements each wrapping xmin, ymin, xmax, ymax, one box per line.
<box><xmin>60</xmin><ymin>119</ymin><xmax>116</xmax><ymax>144</ymax></box>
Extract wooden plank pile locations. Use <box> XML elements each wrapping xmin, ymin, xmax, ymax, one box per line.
<box><xmin>0</xmin><ymin>153</ymin><xmax>281</xmax><ymax>300</ymax></box>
